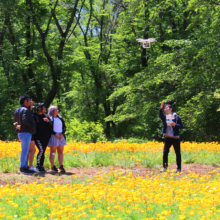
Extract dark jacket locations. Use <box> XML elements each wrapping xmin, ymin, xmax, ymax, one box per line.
<box><xmin>159</xmin><ymin>109</ymin><xmax>183</xmax><ymax>137</ymax></box>
<box><xmin>49</xmin><ymin>115</ymin><xmax>66</xmax><ymax>136</ymax></box>
<box><xmin>33</xmin><ymin>113</ymin><xmax>52</xmax><ymax>141</ymax></box>
<box><xmin>14</xmin><ymin>105</ymin><xmax>36</xmax><ymax>134</ymax></box>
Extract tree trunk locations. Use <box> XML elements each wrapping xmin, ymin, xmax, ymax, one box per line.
<box><xmin>26</xmin><ymin>0</ymin><xmax>42</xmax><ymax>101</ymax></box>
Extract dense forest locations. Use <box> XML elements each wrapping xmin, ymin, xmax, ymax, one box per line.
<box><xmin>0</xmin><ymin>0</ymin><xmax>220</xmax><ymax>142</ymax></box>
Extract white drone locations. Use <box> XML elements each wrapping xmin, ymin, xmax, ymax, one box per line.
<box><xmin>136</xmin><ymin>38</ymin><xmax>156</xmax><ymax>48</ymax></box>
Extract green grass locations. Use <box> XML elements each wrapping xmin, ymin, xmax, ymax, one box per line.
<box><xmin>1</xmin><ymin>149</ymin><xmax>220</xmax><ymax>173</ymax></box>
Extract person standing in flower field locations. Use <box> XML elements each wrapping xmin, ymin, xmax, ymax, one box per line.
<box><xmin>15</xmin><ymin>122</ymin><xmax>38</xmax><ymax>173</ymax></box>
<box><xmin>47</xmin><ymin>106</ymin><xmax>66</xmax><ymax>173</ymax></box>
<box><xmin>159</xmin><ymin>102</ymin><xmax>183</xmax><ymax>173</ymax></box>
<box><xmin>33</xmin><ymin>103</ymin><xmax>52</xmax><ymax>173</ymax></box>
<box><xmin>14</xmin><ymin>95</ymin><xmax>36</xmax><ymax>175</ymax></box>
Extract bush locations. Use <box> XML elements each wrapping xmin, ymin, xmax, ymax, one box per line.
<box><xmin>65</xmin><ymin>118</ymin><xmax>106</xmax><ymax>143</ymax></box>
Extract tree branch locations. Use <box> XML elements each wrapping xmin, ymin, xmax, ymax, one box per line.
<box><xmin>85</xmin><ymin>0</ymin><xmax>93</xmax><ymax>36</ymax></box>
<box><xmin>64</xmin><ymin>0</ymin><xmax>80</xmax><ymax>36</ymax></box>
<box><xmin>45</xmin><ymin>0</ymin><xmax>59</xmax><ymax>36</ymax></box>
<box><xmin>29</xmin><ymin>0</ymin><xmax>57</xmax><ymax>106</ymax></box>
<box><xmin>29</xmin><ymin>0</ymin><xmax>44</xmax><ymax>37</ymax></box>
<box><xmin>51</xmin><ymin>2</ymin><xmax>64</xmax><ymax>36</ymax></box>
<box><xmin>66</xmin><ymin>0</ymin><xmax>86</xmax><ymax>42</ymax></box>
<box><xmin>97</xmin><ymin>0</ymin><xmax>122</xmax><ymax>66</ymax></box>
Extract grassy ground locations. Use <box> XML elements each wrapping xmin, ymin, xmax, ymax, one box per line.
<box><xmin>1</xmin><ymin>148</ymin><xmax>220</xmax><ymax>173</ymax></box>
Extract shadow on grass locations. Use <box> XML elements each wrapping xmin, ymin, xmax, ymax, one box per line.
<box><xmin>26</xmin><ymin>171</ymin><xmax>75</xmax><ymax>177</ymax></box>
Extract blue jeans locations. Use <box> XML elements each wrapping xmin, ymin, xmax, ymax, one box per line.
<box><xmin>18</xmin><ymin>133</ymin><xmax>32</xmax><ymax>168</ymax></box>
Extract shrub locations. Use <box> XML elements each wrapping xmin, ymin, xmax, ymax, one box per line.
<box><xmin>66</xmin><ymin>118</ymin><xmax>106</xmax><ymax>143</ymax></box>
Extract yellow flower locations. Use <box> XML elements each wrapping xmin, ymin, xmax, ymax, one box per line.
<box><xmin>188</xmin><ymin>210</ymin><xmax>195</xmax><ymax>216</ymax></box>
<box><xmin>179</xmin><ymin>215</ymin><xmax>185</xmax><ymax>220</ymax></box>
<box><xmin>27</xmin><ymin>199</ymin><xmax>32</xmax><ymax>203</ymax></box>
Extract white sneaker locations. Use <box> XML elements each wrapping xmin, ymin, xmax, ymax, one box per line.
<box><xmin>160</xmin><ymin>168</ymin><xmax>167</xmax><ymax>173</ymax></box>
<box><xmin>29</xmin><ymin>166</ymin><xmax>39</xmax><ymax>173</ymax></box>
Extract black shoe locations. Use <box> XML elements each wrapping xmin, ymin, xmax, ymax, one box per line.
<box><xmin>36</xmin><ymin>165</ymin><xmax>47</xmax><ymax>173</ymax></box>
<box><xmin>51</xmin><ymin>165</ymin><xmax>58</xmax><ymax>173</ymax></box>
<box><xmin>58</xmin><ymin>165</ymin><xmax>66</xmax><ymax>173</ymax></box>
<box><xmin>40</xmin><ymin>166</ymin><xmax>47</xmax><ymax>173</ymax></box>
<box><xmin>20</xmin><ymin>167</ymin><xmax>35</xmax><ymax>175</ymax></box>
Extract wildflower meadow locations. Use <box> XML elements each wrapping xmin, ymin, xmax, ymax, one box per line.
<box><xmin>0</xmin><ymin>141</ymin><xmax>220</xmax><ymax>219</ymax></box>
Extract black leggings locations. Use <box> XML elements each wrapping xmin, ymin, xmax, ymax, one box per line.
<box><xmin>35</xmin><ymin>138</ymin><xmax>49</xmax><ymax>167</ymax></box>
<box><xmin>163</xmin><ymin>138</ymin><xmax>181</xmax><ymax>170</ymax></box>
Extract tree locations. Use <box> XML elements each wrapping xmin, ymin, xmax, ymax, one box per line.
<box><xmin>65</xmin><ymin>0</ymin><xmax>125</xmax><ymax>138</ymax></box>
<box><xmin>107</xmin><ymin>0</ymin><xmax>220</xmax><ymax>141</ymax></box>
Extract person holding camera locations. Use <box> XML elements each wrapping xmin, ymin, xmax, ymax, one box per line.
<box><xmin>159</xmin><ymin>102</ymin><xmax>183</xmax><ymax>173</ymax></box>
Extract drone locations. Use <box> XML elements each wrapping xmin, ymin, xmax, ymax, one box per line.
<box><xmin>136</xmin><ymin>38</ymin><xmax>156</xmax><ymax>48</ymax></box>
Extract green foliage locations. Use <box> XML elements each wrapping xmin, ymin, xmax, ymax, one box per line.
<box><xmin>1</xmin><ymin>0</ymin><xmax>220</xmax><ymax>141</ymax></box>
<box><xmin>214</xmin><ymin>91</ymin><xmax>220</xmax><ymax>111</ymax></box>
<box><xmin>65</xmin><ymin>118</ymin><xmax>106</xmax><ymax>143</ymax></box>
<box><xmin>178</xmin><ymin>92</ymin><xmax>220</xmax><ymax>141</ymax></box>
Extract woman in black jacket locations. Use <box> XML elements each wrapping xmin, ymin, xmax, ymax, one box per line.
<box><xmin>34</xmin><ymin>103</ymin><xmax>52</xmax><ymax>172</ymax></box>
<box><xmin>48</xmin><ymin>105</ymin><xmax>66</xmax><ymax>173</ymax></box>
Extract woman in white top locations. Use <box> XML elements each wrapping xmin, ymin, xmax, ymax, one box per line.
<box><xmin>48</xmin><ymin>106</ymin><xmax>67</xmax><ymax>173</ymax></box>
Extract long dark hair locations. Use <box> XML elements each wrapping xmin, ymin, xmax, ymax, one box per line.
<box><xmin>35</xmin><ymin>103</ymin><xmax>46</xmax><ymax>114</ymax></box>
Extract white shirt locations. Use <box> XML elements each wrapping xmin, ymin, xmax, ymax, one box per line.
<box><xmin>53</xmin><ymin>117</ymin><xmax>62</xmax><ymax>133</ymax></box>
<box><xmin>164</xmin><ymin>113</ymin><xmax>179</xmax><ymax>138</ymax></box>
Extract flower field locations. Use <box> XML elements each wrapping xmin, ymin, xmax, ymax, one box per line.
<box><xmin>1</xmin><ymin>140</ymin><xmax>220</xmax><ymax>157</ymax></box>
<box><xmin>1</xmin><ymin>141</ymin><xmax>220</xmax><ymax>172</ymax></box>
<box><xmin>0</xmin><ymin>141</ymin><xmax>220</xmax><ymax>219</ymax></box>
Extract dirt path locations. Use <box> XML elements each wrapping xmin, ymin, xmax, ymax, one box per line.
<box><xmin>0</xmin><ymin>164</ymin><xmax>219</xmax><ymax>186</ymax></box>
